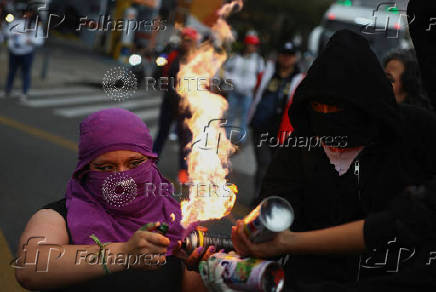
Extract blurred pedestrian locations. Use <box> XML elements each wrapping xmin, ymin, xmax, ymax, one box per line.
<box><xmin>384</xmin><ymin>49</ymin><xmax>432</xmax><ymax>109</ymax></box>
<box><xmin>153</xmin><ymin>27</ymin><xmax>199</xmax><ymax>184</ymax></box>
<box><xmin>249</xmin><ymin>41</ymin><xmax>303</xmax><ymax>201</ymax></box>
<box><xmin>224</xmin><ymin>31</ymin><xmax>264</xmax><ymax>144</ymax></box>
<box><xmin>3</xmin><ymin>6</ymin><xmax>44</xmax><ymax>101</ymax></box>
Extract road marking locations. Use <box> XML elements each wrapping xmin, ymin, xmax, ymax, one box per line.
<box><xmin>19</xmin><ymin>87</ymin><xmax>99</xmax><ymax>97</ymax></box>
<box><xmin>21</xmin><ymin>94</ymin><xmax>110</xmax><ymax>107</ymax></box>
<box><xmin>54</xmin><ymin>97</ymin><xmax>161</xmax><ymax>118</ymax></box>
<box><xmin>0</xmin><ymin>230</ymin><xmax>26</xmax><ymax>292</ymax></box>
<box><xmin>0</xmin><ymin>115</ymin><xmax>78</xmax><ymax>152</ymax></box>
<box><xmin>133</xmin><ymin>109</ymin><xmax>159</xmax><ymax>121</ymax></box>
<box><xmin>30</xmin><ymin>87</ymin><xmax>99</xmax><ymax>96</ymax></box>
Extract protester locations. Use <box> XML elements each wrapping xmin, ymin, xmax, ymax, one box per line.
<box><xmin>3</xmin><ymin>6</ymin><xmax>44</xmax><ymax>101</ymax></box>
<box><xmin>224</xmin><ymin>31</ymin><xmax>264</xmax><ymax>144</ymax></box>
<box><xmin>232</xmin><ymin>29</ymin><xmax>436</xmax><ymax>291</ymax></box>
<box><xmin>384</xmin><ymin>49</ymin><xmax>432</xmax><ymax>109</ymax></box>
<box><xmin>249</xmin><ymin>41</ymin><xmax>303</xmax><ymax>201</ymax></box>
<box><xmin>15</xmin><ymin>109</ymin><xmax>212</xmax><ymax>292</ymax></box>
<box><xmin>153</xmin><ymin>27</ymin><xmax>199</xmax><ymax>184</ymax></box>
<box><xmin>408</xmin><ymin>0</ymin><xmax>436</xmax><ymax>109</ymax></box>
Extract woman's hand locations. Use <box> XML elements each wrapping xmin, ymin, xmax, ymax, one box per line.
<box><xmin>173</xmin><ymin>242</ymin><xmax>219</xmax><ymax>271</ymax></box>
<box><xmin>121</xmin><ymin>229</ymin><xmax>170</xmax><ymax>270</ymax></box>
<box><xmin>231</xmin><ymin>220</ymin><xmax>291</xmax><ymax>258</ymax></box>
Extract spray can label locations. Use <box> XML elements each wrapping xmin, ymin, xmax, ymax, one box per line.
<box><xmin>200</xmin><ymin>253</ymin><xmax>283</xmax><ymax>292</ymax></box>
<box><xmin>244</xmin><ymin>212</ymin><xmax>275</xmax><ymax>243</ymax></box>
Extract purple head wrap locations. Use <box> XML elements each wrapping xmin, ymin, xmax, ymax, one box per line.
<box><xmin>65</xmin><ymin>108</ymin><xmax>184</xmax><ymax>255</ymax></box>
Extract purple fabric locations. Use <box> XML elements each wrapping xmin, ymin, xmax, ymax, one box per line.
<box><xmin>65</xmin><ymin>108</ymin><xmax>184</xmax><ymax>255</ymax></box>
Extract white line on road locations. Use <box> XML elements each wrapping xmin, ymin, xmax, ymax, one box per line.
<box><xmin>22</xmin><ymin>94</ymin><xmax>111</xmax><ymax>107</ymax></box>
<box><xmin>133</xmin><ymin>109</ymin><xmax>160</xmax><ymax>121</ymax></box>
<box><xmin>23</xmin><ymin>87</ymin><xmax>100</xmax><ymax>97</ymax></box>
<box><xmin>54</xmin><ymin>98</ymin><xmax>161</xmax><ymax>118</ymax></box>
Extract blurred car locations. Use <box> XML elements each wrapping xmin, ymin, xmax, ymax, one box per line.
<box><xmin>308</xmin><ymin>0</ymin><xmax>412</xmax><ymax>61</ymax></box>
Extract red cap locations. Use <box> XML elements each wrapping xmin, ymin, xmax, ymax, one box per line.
<box><xmin>244</xmin><ymin>35</ymin><xmax>260</xmax><ymax>45</ymax></box>
<box><xmin>181</xmin><ymin>27</ymin><xmax>199</xmax><ymax>41</ymax></box>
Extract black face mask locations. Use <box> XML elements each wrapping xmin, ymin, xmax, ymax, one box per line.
<box><xmin>309</xmin><ymin>106</ymin><xmax>376</xmax><ymax>148</ymax></box>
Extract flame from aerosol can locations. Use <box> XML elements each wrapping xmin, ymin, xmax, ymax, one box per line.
<box><xmin>178</xmin><ymin>0</ymin><xmax>244</xmax><ymax>227</ymax></box>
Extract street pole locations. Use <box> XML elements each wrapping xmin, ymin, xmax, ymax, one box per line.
<box><xmin>39</xmin><ymin>0</ymin><xmax>51</xmax><ymax>80</ymax></box>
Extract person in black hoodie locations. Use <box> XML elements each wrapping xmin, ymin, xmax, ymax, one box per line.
<box><xmin>231</xmin><ymin>28</ymin><xmax>436</xmax><ymax>291</ymax></box>
<box><xmin>407</xmin><ymin>0</ymin><xmax>436</xmax><ymax>109</ymax></box>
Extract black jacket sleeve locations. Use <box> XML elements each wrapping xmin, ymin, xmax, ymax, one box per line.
<box><xmin>364</xmin><ymin>106</ymin><xmax>436</xmax><ymax>249</ymax></box>
<box><xmin>259</xmin><ymin>142</ymin><xmax>306</xmax><ymax>232</ymax></box>
<box><xmin>363</xmin><ymin>0</ymin><xmax>436</xmax><ymax>250</ymax></box>
<box><xmin>293</xmin><ymin>265</ymin><xmax>436</xmax><ymax>292</ymax></box>
<box><xmin>408</xmin><ymin>0</ymin><xmax>436</xmax><ymax>109</ymax></box>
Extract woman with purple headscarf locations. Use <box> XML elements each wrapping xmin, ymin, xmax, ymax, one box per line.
<box><xmin>15</xmin><ymin>108</ymin><xmax>211</xmax><ymax>291</ymax></box>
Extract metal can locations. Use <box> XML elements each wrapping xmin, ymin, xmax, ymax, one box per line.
<box><xmin>200</xmin><ymin>253</ymin><xmax>284</xmax><ymax>292</ymax></box>
<box><xmin>182</xmin><ymin>229</ymin><xmax>233</xmax><ymax>253</ymax></box>
<box><xmin>243</xmin><ymin>196</ymin><xmax>294</xmax><ymax>243</ymax></box>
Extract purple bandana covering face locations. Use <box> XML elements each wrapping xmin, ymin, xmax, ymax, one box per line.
<box><xmin>65</xmin><ymin>108</ymin><xmax>184</xmax><ymax>255</ymax></box>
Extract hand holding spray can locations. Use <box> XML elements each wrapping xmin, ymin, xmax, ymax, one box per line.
<box><xmin>243</xmin><ymin>196</ymin><xmax>294</xmax><ymax>243</ymax></box>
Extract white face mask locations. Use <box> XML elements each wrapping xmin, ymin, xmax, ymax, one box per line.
<box><xmin>322</xmin><ymin>145</ymin><xmax>364</xmax><ymax>176</ymax></box>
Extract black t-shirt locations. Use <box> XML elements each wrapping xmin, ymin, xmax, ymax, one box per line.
<box><xmin>39</xmin><ymin>199</ymin><xmax>184</xmax><ymax>292</ymax></box>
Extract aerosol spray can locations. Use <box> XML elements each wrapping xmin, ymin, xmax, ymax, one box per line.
<box><xmin>243</xmin><ymin>196</ymin><xmax>294</xmax><ymax>243</ymax></box>
<box><xmin>199</xmin><ymin>253</ymin><xmax>284</xmax><ymax>292</ymax></box>
<box><xmin>182</xmin><ymin>228</ymin><xmax>233</xmax><ymax>253</ymax></box>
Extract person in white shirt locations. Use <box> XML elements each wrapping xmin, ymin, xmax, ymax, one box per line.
<box><xmin>3</xmin><ymin>9</ymin><xmax>44</xmax><ymax>100</ymax></box>
<box><xmin>224</xmin><ymin>31</ymin><xmax>264</xmax><ymax>144</ymax></box>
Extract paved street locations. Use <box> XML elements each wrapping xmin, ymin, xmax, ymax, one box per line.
<box><xmin>0</xmin><ymin>38</ymin><xmax>256</xmax><ymax>290</ymax></box>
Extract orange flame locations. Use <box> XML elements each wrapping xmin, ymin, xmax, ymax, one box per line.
<box><xmin>178</xmin><ymin>1</ymin><xmax>243</xmax><ymax>228</ymax></box>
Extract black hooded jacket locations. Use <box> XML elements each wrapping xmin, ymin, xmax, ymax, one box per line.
<box><xmin>408</xmin><ymin>0</ymin><xmax>436</xmax><ymax>109</ymax></box>
<box><xmin>259</xmin><ymin>30</ymin><xmax>436</xmax><ymax>291</ymax></box>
